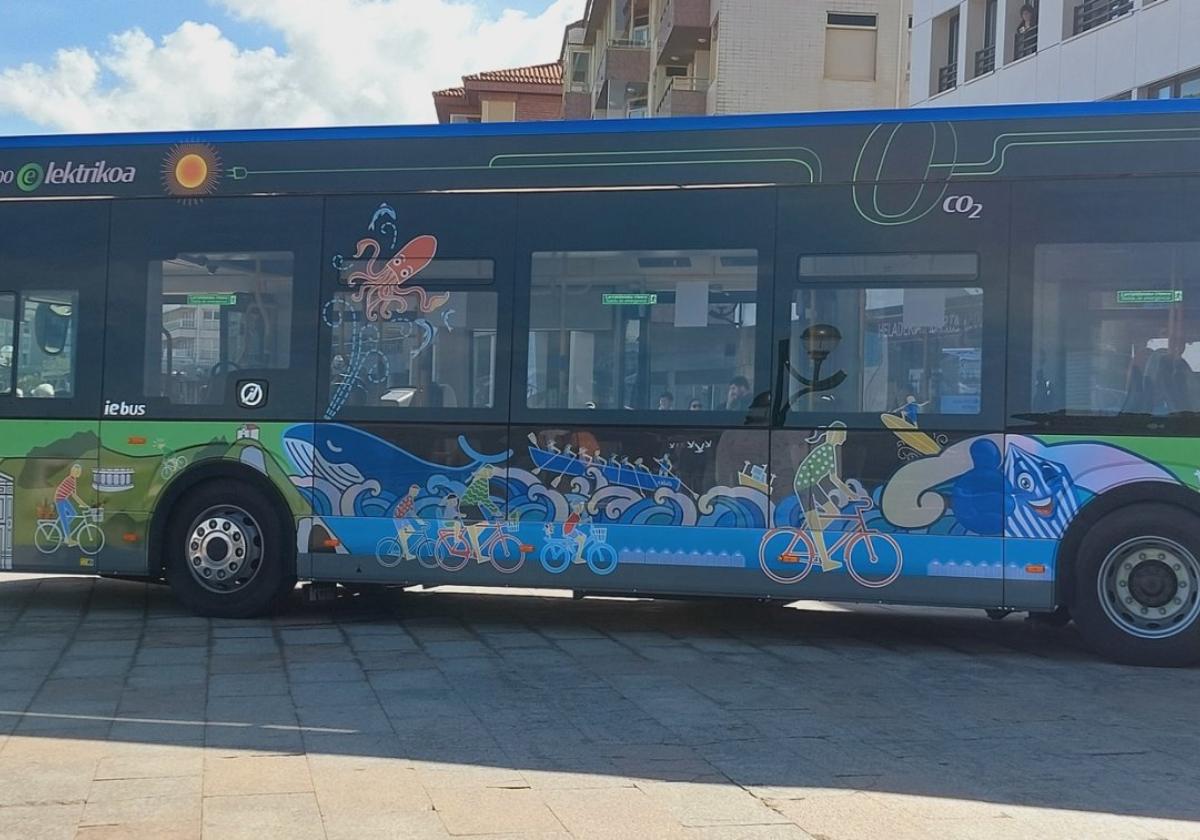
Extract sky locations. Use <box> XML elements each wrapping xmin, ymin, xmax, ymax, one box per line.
<box><xmin>0</xmin><ymin>0</ymin><xmax>581</xmax><ymax>136</ymax></box>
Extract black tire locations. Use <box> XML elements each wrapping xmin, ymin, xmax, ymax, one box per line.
<box><xmin>1069</xmin><ymin>504</ymin><xmax>1200</xmax><ymax>667</ymax></box>
<box><xmin>164</xmin><ymin>479</ymin><xmax>295</xmax><ymax>618</ymax></box>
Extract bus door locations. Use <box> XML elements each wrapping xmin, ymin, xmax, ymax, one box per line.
<box><xmin>772</xmin><ymin>179</ymin><xmax>1009</xmax><ymax>607</ymax></box>
<box><xmin>310</xmin><ymin>194</ymin><xmax>516</xmax><ymax>583</ymax></box>
<box><xmin>510</xmin><ymin>188</ymin><xmax>775</xmax><ymax>595</ymax></box>
<box><xmin>1006</xmin><ymin>178</ymin><xmax>1193</xmax><ymax>611</ymax></box>
<box><xmin>0</xmin><ymin>201</ymin><xmax>109</xmax><ymax>574</ymax></box>
<box><xmin>101</xmin><ymin>198</ymin><xmax>322</xmax><ymax>576</ymax></box>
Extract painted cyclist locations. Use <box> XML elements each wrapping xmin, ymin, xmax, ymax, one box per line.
<box><xmin>791</xmin><ymin>421</ymin><xmax>862</xmax><ymax>572</ymax></box>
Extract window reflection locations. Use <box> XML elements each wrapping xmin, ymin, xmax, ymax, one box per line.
<box><xmin>528</xmin><ymin>249</ymin><xmax>759</xmax><ymax>411</ymax></box>
<box><xmin>0</xmin><ymin>294</ymin><xmax>12</xmax><ymax>395</ymax></box>
<box><xmin>789</xmin><ymin>286</ymin><xmax>984</xmax><ymax>416</ymax></box>
<box><xmin>146</xmin><ymin>252</ymin><xmax>294</xmax><ymax>406</ymax></box>
<box><xmin>327</xmin><ymin>291</ymin><xmax>497</xmax><ymax>411</ymax></box>
<box><xmin>1032</xmin><ymin>242</ymin><xmax>1200</xmax><ymax>417</ymax></box>
<box><xmin>17</xmin><ymin>291</ymin><xmax>78</xmax><ymax>399</ymax></box>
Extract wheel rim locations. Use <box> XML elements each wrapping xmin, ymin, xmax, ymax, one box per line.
<box><xmin>1098</xmin><ymin>536</ymin><xmax>1200</xmax><ymax>639</ymax></box>
<box><xmin>186</xmin><ymin>505</ymin><xmax>264</xmax><ymax>594</ymax></box>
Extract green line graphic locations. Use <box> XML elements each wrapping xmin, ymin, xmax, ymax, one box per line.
<box><xmin>931</xmin><ymin>127</ymin><xmax>1200</xmax><ymax>177</ymax></box>
<box><xmin>853</xmin><ymin>123</ymin><xmax>1200</xmax><ymax>226</ymax></box>
<box><xmin>228</xmin><ymin>146</ymin><xmax>823</xmax><ymax>184</ymax></box>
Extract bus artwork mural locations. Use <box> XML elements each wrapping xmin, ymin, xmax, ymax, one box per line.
<box><xmin>4</xmin><ymin>99</ymin><xmax>1200</xmax><ymax>665</ymax></box>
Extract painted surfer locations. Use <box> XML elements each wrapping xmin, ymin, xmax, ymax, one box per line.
<box><xmin>892</xmin><ymin>395</ymin><xmax>929</xmax><ymax>427</ymax></box>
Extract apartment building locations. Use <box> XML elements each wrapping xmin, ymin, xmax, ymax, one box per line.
<box><xmin>433</xmin><ymin>63</ymin><xmax>563</xmax><ymax>123</ymax></box>
<box><xmin>561</xmin><ymin>0</ymin><xmax>912</xmax><ymax>120</ymax></box>
<box><xmin>910</xmin><ymin>0</ymin><xmax>1200</xmax><ymax>106</ymax></box>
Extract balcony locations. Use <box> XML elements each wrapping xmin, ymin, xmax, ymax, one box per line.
<box><xmin>974</xmin><ymin>44</ymin><xmax>995</xmax><ymax>77</ymax></box>
<box><xmin>1014</xmin><ymin>25</ymin><xmax>1038</xmax><ymax>60</ymax></box>
<box><xmin>594</xmin><ymin>40</ymin><xmax>651</xmax><ymax>110</ymax></box>
<box><xmin>1072</xmin><ymin>0</ymin><xmax>1133</xmax><ymax>36</ymax></box>
<box><xmin>937</xmin><ymin>63</ymin><xmax>958</xmax><ymax>94</ymax></box>
<box><xmin>654</xmin><ymin>76</ymin><xmax>709</xmax><ymax>117</ymax></box>
<box><xmin>655</xmin><ymin>0</ymin><xmax>711</xmax><ymax>65</ymax></box>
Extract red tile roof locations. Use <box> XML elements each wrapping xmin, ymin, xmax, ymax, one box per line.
<box><xmin>463</xmin><ymin>62</ymin><xmax>562</xmax><ymax>86</ymax></box>
<box><xmin>433</xmin><ymin>86</ymin><xmax>466</xmax><ymax>98</ymax></box>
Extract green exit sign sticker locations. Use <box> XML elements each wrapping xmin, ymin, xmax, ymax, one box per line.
<box><xmin>1117</xmin><ymin>290</ymin><xmax>1182</xmax><ymax>305</ymax></box>
<box><xmin>187</xmin><ymin>293</ymin><xmax>238</xmax><ymax>306</ymax></box>
<box><xmin>603</xmin><ymin>293</ymin><xmax>658</xmax><ymax>306</ymax></box>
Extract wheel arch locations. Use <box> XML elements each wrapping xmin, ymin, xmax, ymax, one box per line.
<box><xmin>1055</xmin><ymin>480</ymin><xmax>1200</xmax><ymax>606</ymax></box>
<box><xmin>149</xmin><ymin>460</ymin><xmax>297</xmax><ymax>578</ymax></box>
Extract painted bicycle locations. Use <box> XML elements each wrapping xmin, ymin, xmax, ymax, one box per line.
<box><xmin>377</xmin><ymin>520</ymin><xmax>529</xmax><ymax>573</ymax></box>
<box><xmin>540</xmin><ymin>525</ymin><xmax>618</xmax><ymax>576</ymax></box>
<box><xmin>759</xmin><ymin>496</ymin><xmax>902</xmax><ymax>588</ymax></box>
<box><xmin>438</xmin><ymin>520</ymin><xmax>528</xmax><ymax>573</ymax></box>
<box><xmin>153</xmin><ymin>439</ymin><xmax>188</xmax><ymax>480</ymax></box>
<box><xmin>34</xmin><ymin>506</ymin><xmax>106</xmax><ymax>556</ymax></box>
<box><xmin>376</xmin><ymin>522</ymin><xmax>438</xmax><ymax>570</ymax></box>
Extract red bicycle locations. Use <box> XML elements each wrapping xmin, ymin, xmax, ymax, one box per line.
<box><xmin>435</xmin><ymin>521</ymin><xmax>529</xmax><ymax>573</ymax></box>
<box><xmin>759</xmin><ymin>497</ymin><xmax>902</xmax><ymax>588</ymax></box>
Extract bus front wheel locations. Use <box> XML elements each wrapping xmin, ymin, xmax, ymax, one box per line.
<box><xmin>164</xmin><ymin>479</ymin><xmax>295</xmax><ymax>618</ymax></box>
<box><xmin>1070</xmin><ymin>504</ymin><xmax>1200</xmax><ymax>667</ymax></box>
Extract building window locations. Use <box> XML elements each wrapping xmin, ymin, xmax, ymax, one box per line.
<box><xmin>1072</xmin><ymin>0</ymin><xmax>1133</xmax><ymax>37</ymax></box>
<box><xmin>975</xmin><ymin>0</ymin><xmax>999</xmax><ymax>77</ymax></box>
<box><xmin>480</xmin><ymin>100</ymin><xmax>516</xmax><ymax>122</ymax></box>
<box><xmin>449</xmin><ymin>114</ymin><xmax>481</xmax><ymax>124</ymax></box>
<box><xmin>568</xmin><ymin>49</ymin><xmax>590</xmax><ymax>90</ymax></box>
<box><xmin>526</xmin><ymin>249</ymin><xmax>759</xmax><ymax>413</ymax></box>
<box><xmin>1013</xmin><ymin>0</ymin><xmax>1039</xmax><ymax>61</ymax></box>
<box><xmin>824</xmin><ymin>12</ymin><xmax>878</xmax><ymax>81</ymax></box>
<box><xmin>933</xmin><ymin>10</ymin><xmax>960</xmax><ymax>93</ymax></box>
<box><xmin>1144</xmin><ymin>69</ymin><xmax>1200</xmax><ymax>100</ymax></box>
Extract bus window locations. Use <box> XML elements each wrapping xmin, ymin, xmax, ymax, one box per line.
<box><xmin>145</xmin><ymin>252</ymin><xmax>294</xmax><ymax>406</ymax></box>
<box><xmin>1030</xmin><ymin>242</ymin><xmax>1200</xmax><ymax>418</ymax></box>
<box><xmin>0</xmin><ymin>294</ymin><xmax>12</xmax><ymax>395</ymax></box>
<box><xmin>527</xmin><ymin>249</ymin><xmax>758</xmax><ymax>412</ymax></box>
<box><xmin>790</xmin><ymin>254</ymin><xmax>983</xmax><ymax>420</ymax></box>
<box><xmin>16</xmin><ymin>291</ymin><xmax>78</xmax><ymax>399</ymax></box>
<box><xmin>326</xmin><ymin>288</ymin><xmax>498</xmax><ymax>411</ymax></box>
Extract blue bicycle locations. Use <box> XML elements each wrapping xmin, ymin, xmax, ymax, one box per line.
<box><xmin>539</xmin><ymin>526</ymin><xmax>618</xmax><ymax>576</ymax></box>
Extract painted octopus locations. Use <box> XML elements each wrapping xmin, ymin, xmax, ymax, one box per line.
<box><xmin>345</xmin><ymin>234</ymin><xmax>450</xmax><ymax>321</ymax></box>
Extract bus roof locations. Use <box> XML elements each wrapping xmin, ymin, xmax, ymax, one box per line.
<box><xmin>3</xmin><ymin>98</ymin><xmax>1200</xmax><ymax>150</ymax></box>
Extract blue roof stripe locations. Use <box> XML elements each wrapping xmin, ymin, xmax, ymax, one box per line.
<box><xmin>2</xmin><ymin>99</ymin><xmax>1199</xmax><ymax>149</ymax></box>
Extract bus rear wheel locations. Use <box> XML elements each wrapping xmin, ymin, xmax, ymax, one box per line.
<box><xmin>164</xmin><ymin>480</ymin><xmax>295</xmax><ymax>618</ymax></box>
<box><xmin>1070</xmin><ymin>504</ymin><xmax>1200</xmax><ymax>667</ymax></box>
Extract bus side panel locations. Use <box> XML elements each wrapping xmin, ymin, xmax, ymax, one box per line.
<box><xmin>0</xmin><ymin>201</ymin><xmax>108</xmax><ymax>575</ymax></box>
<box><xmin>301</xmin><ymin>422</ymin><xmax>511</xmax><ymax>583</ymax></box>
<box><xmin>95</xmin><ymin>421</ymin><xmax>312</xmax><ymax>575</ymax></box>
<box><xmin>1002</xmin><ymin>433</ymin><xmax>1200</xmax><ymax>611</ymax></box>
<box><xmin>299</xmin><ymin>420</ymin><xmax>1011</xmax><ymax>608</ymax></box>
<box><xmin>770</xmin><ymin>428</ymin><xmax>1005</xmax><ymax>607</ymax></box>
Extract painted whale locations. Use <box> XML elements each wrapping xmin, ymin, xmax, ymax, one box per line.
<box><xmin>282</xmin><ymin>423</ymin><xmax>509</xmax><ymax>517</ymax></box>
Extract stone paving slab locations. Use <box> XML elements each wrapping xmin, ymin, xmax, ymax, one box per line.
<box><xmin>0</xmin><ymin>574</ymin><xmax>1197</xmax><ymax>839</ymax></box>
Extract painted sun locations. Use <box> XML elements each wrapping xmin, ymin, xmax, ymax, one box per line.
<box><xmin>161</xmin><ymin>143</ymin><xmax>222</xmax><ymax>200</ymax></box>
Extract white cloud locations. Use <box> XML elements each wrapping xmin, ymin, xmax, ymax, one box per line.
<box><xmin>0</xmin><ymin>0</ymin><xmax>580</xmax><ymax>133</ymax></box>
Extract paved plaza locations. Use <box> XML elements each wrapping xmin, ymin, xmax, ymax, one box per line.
<box><xmin>0</xmin><ymin>573</ymin><xmax>1198</xmax><ymax>840</ymax></box>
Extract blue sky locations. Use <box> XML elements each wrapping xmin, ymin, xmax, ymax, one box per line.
<box><xmin>0</xmin><ymin>0</ymin><xmax>578</xmax><ymax>135</ymax></box>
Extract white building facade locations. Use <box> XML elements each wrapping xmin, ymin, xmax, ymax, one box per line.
<box><xmin>562</xmin><ymin>0</ymin><xmax>912</xmax><ymax>120</ymax></box>
<box><xmin>910</xmin><ymin>0</ymin><xmax>1200</xmax><ymax>107</ymax></box>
